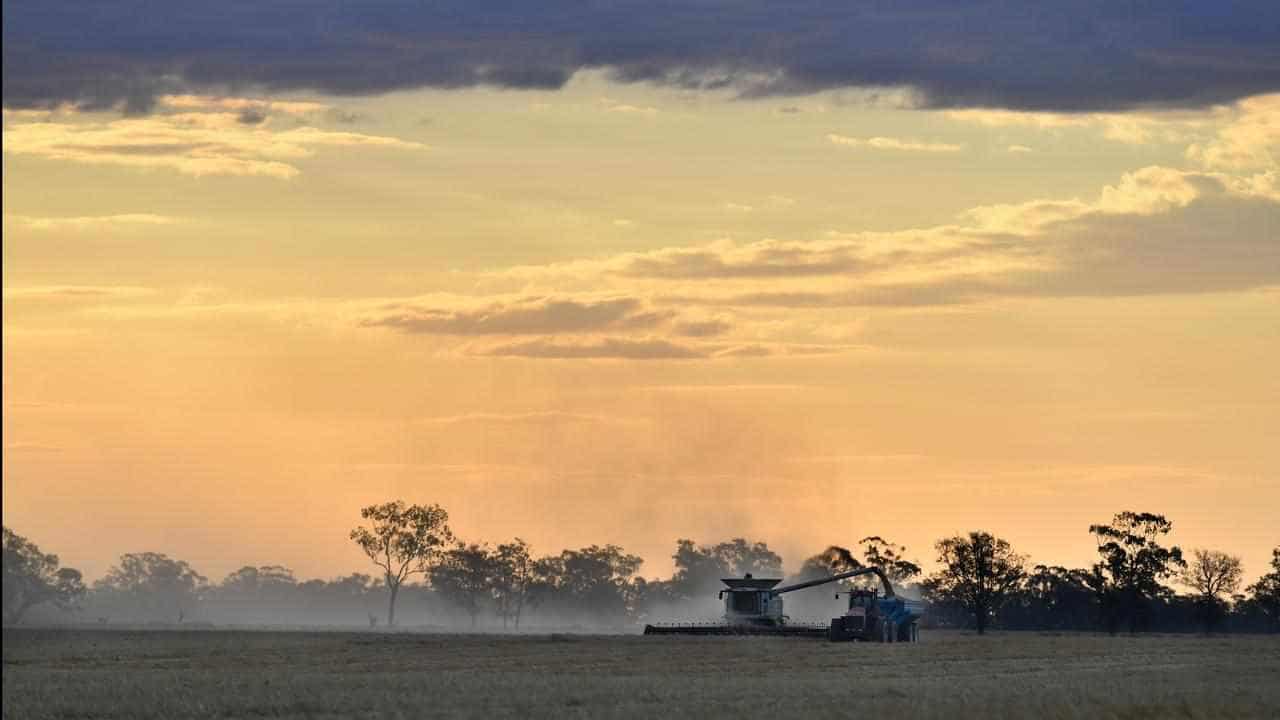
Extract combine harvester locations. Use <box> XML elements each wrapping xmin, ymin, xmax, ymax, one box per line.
<box><xmin>644</xmin><ymin>567</ymin><xmax>924</xmax><ymax>642</ymax></box>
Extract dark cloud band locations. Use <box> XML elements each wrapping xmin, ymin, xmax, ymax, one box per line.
<box><xmin>4</xmin><ymin>1</ymin><xmax>1279</xmax><ymax>112</ymax></box>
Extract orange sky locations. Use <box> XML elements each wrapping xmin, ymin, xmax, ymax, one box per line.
<box><xmin>3</xmin><ymin>81</ymin><xmax>1278</xmax><ymax>586</ymax></box>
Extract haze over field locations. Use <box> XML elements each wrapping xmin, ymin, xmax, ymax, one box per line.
<box><xmin>3</xmin><ymin>1</ymin><xmax>1279</xmax><ymax>584</ymax></box>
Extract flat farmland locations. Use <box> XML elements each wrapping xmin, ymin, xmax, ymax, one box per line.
<box><xmin>4</xmin><ymin>629</ymin><xmax>1279</xmax><ymax>719</ymax></box>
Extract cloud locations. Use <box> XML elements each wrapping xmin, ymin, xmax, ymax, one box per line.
<box><xmin>614</xmin><ymin>237</ymin><xmax>878</xmax><ymax>279</ymax></box>
<box><xmin>358</xmin><ymin>295</ymin><xmax>671</xmax><ymax>335</ymax></box>
<box><xmin>419</xmin><ymin>411</ymin><xmax>630</xmax><ymax>426</ymax></box>
<box><xmin>497</xmin><ymin>165</ymin><xmax>1280</xmax><ymax>308</ymax></box>
<box><xmin>827</xmin><ymin>134</ymin><xmax>962</xmax><ymax>153</ymax></box>
<box><xmin>673</xmin><ymin>318</ymin><xmax>733</xmax><ymax>337</ymax></box>
<box><xmin>4</xmin><ymin>214</ymin><xmax>183</xmax><ymax>230</ymax></box>
<box><xmin>5</xmin><ymin>2</ymin><xmax>1280</xmax><ymax>112</ymax></box>
<box><xmin>600</xmin><ymin>98</ymin><xmax>659</xmax><ymax>117</ymax></box>
<box><xmin>943</xmin><ymin>108</ymin><xmax>1205</xmax><ymax>145</ymax></box>
<box><xmin>159</xmin><ymin>94</ymin><xmax>328</xmax><ymax>116</ymax></box>
<box><xmin>476</xmin><ymin>337</ymin><xmax>707</xmax><ymax>360</ymax></box>
<box><xmin>1186</xmin><ymin>94</ymin><xmax>1280</xmax><ymax>171</ymax></box>
<box><xmin>470</xmin><ymin>337</ymin><xmax>846</xmax><ymax>360</ymax></box>
<box><xmin>3</xmin><ymin>285</ymin><xmax>158</xmax><ymax>301</ymax></box>
<box><xmin>2</xmin><ymin>113</ymin><xmax>426</xmax><ymax>179</ymax></box>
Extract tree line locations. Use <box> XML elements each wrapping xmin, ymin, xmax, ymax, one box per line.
<box><xmin>4</xmin><ymin>504</ymin><xmax>1279</xmax><ymax>634</ymax></box>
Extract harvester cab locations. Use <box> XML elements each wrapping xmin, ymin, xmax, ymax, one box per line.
<box><xmin>718</xmin><ymin>574</ymin><xmax>786</xmax><ymax>626</ymax></box>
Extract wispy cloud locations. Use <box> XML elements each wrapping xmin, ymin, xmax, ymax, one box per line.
<box><xmin>357</xmin><ymin>295</ymin><xmax>672</xmax><ymax>335</ymax></box>
<box><xmin>475</xmin><ymin>337</ymin><xmax>707</xmax><ymax>360</ymax></box>
<box><xmin>943</xmin><ymin>107</ymin><xmax>1207</xmax><ymax>145</ymax></box>
<box><xmin>2</xmin><ymin>113</ymin><xmax>426</xmax><ymax>179</ymax></box>
<box><xmin>419</xmin><ymin>411</ymin><xmax>637</xmax><ymax>426</ymax></box>
<box><xmin>5</xmin><ymin>213</ymin><xmax>183</xmax><ymax>231</ymax></box>
<box><xmin>827</xmin><ymin>134</ymin><xmax>962</xmax><ymax>153</ymax></box>
<box><xmin>599</xmin><ymin>98</ymin><xmax>659</xmax><ymax>117</ymax></box>
<box><xmin>3</xmin><ymin>285</ymin><xmax>157</xmax><ymax>301</ymax></box>
<box><xmin>159</xmin><ymin>94</ymin><xmax>329</xmax><ymax>117</ymax></box>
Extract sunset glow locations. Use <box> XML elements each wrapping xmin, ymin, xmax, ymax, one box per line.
<box><xmin>4</xmin><ymin>6</ymin><xmax>1278</xmax><ymax>585</ymax></box>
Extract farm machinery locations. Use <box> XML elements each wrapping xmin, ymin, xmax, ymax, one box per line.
<box><xmin>643</xmin><ymin>567</ymin><xmax>924</xmax><ymax>642</ymax></box>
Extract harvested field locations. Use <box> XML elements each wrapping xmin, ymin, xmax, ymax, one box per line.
<box><xmin>3</xmin><ymin>629</ymin><xmax>1279</xmax><ymax>719</ymax></box>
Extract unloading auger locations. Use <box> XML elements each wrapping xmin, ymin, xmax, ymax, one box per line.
<box><xmin>643</xmin><ymin>566</ymin><xmax>924</xmax><ymax>642</ymax></box>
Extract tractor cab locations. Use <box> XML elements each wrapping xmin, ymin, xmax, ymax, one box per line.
<box><xmin>830</xmin><ymin>587</ymin><xmax>922</xmax><ymax>642</ymax></box>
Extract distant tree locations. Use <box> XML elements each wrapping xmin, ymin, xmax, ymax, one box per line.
<box><xmin>1008</xmin><ymin>565</ymin><xmax>1095</xmax><ymax>630</ymax></box>
<box><xmin>492</xmin><ymin>539</ymin><xmax>533</xmax><ymax>629</ymax></box>
<box><xmin>926</xmin><ymin>531</ymin><xmax>1026</xmax><ymax>635</ymax></box>
<box><xmin>96</xmin><ymin>552</ymin><xmax>206</xmax><ymax>623</ymax></box>
<box><xmin>1247</xmin><ymin>548</ymin><xmax>1280</xmax><ymax>633</ymax></box>
<box><xmin>795</xmin><ymin>538</ymin><xmax>920</xmax><ymax>593</ymax></box>
<box><xmin>220</xmin><ymin>565</ymin><xmax>297</xmax><ymax>596</ymax></box>
<box><xmin>1180</xmin><ymin>549</ymin><xmax>1244</xmax><ymax>633</ymax></box>
<box><xmin>858</xmin><ymin>536</ymin><xmax>923</xmax><ymax>585</ymax></box>
<box><xmin>713</xmin><ymin>538</ymin><xmax>784</xmax><ymax>577</ymax></box>
<box><xmin>2</xmin><ymin>527</ymin><xmax>86</xmax><ymax>625</ymax></box>
<box><xmin>349</xmin><ymin>501</ymin><xmax>453</xmax><ymax>626</ymax></box>
<box><xmin>1089</xmin><ymin>511</ymin><xmax>1185</xmax><ymax>634</ymax></box>
<box><xmin>668</xmin><ymin>538</ymin><xmax>782</xmax><ymax>600</ymax></box>
<box><xmin>558</xmin><ymin>545</ymin><xmax>644</xmax><ymax>622</ymax></box>
<box><xmin>430</xmin><ymin>543</ymin><xmax>499</xmax><ymax>627</ymax></box>
<box><xmin>797</xmin><ymin>545</ymin><xmax>862</xmax><ymax>579</ymax></box>
<box><xmin>525</xmin><ymin>553</ymin><xmax>567</xmax><ymax>618</ymax></box>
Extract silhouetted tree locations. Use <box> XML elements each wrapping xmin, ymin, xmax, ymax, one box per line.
<box><xmin>526</xmin><ymin>553</ymin><xmax>567</xmax><ymax>617</ymax></box>
<box><xmin>797</xmin><ymin>545</ymin><xmax>862</xmax><ymax>579</ymax></box>
<box><xmin>95</xmin><ymin>552</ymin><xmax>206</xmax><ymax>622</ymax></box>
<box><xmin>1247</xmin><ymin>548</ymin><xmax>1280</xmax><ymax>633</ymax></box>
<box><xmin>1003</xmin><ymin>565</ymin><xmax>1095</xmax><ymax>630</ymax></box>
<box><xmin>349</xmin><ymin>501</ymin><xmax>453</xmax><ymax>627</ymax></box>
<box><xmin>1089</xmin><ymin>511</ymin><xmax>1185</xmax><ymax>634</ymax></box>
<box><xmin>492</xmin><ymin>539</ymin><xmax>533</xmax><ymax>629</ymax></box>
<box><xmin>2</xmin><ymin>527</ymin><xmax>86</xmax><ymax>624</ymax></box>
<box><xmin>430</xmin><ymin>543</ymin><xmax>498</xmax><ymax>627</ymax></box>
<box><xmin>219</xmin><ymin>565</ymin><xmax>297</xmax><ymax>597</ymax></box>
<box><xmin>556</xmin><ymin>545</ymin><xmax>644</xmax><ymax>623</ymax></box>
<box><xmin>714</xmin><ymin>538</ymin><xmax>784</xmax><ymax>577</ymax></box>
<box><xmin>926</xmin><ymin>531</ymin><xmax>1025</xmax><ymax>635</ymax></box>
<box><xmin>858</xmin><ymin>536</ymin><xmax>923</xmax><ymax>584</ymax></box>
<box><xmin>796</xmin><ymin>538</ymin><xmax>921</xmax><ymax>590</ymax></box>
<box><xmin>1180</xmin><ymin>549</ymin><xmax>1243</xmax><ymax>633</ymax></box>
<box><xmin>668</xmin><ymin>538</ymin><xmax>782</xmax><ymax>600</ymax></box>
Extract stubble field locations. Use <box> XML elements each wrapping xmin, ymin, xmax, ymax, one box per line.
<box><xmin>3</xmin><ymin>628</ymin><xmax>1279</xmax><ymax>719</ymax></box>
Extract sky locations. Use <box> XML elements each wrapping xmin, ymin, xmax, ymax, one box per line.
<box><xmin>3</xmin><ymin>1</ymin><xmax>1279</xmax><ymax>585</ymax></box>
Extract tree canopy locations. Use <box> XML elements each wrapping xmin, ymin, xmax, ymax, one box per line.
<box><xmin>2</xmin><ymin>526</ymin><xmax>86</xmax><ymax>625</ymax></box>
<box><xmin>926</xmin><ymin>531</ymin><xmax>1026</xmax><ymax>634</ymax></box>
<box><xmin>349</xmin><ymin>501</ymin><xmax>454</xmax><ymax>626</ymax></box>
<box><xmin>1089</xmin><ymin>511</ymin><xmax>1186</xmax><ymax>634</ymax></box>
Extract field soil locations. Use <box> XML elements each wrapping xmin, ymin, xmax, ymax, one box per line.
<box><xmin>4</xmin><ymin>628</ymin><xmax>1279</xmax><ymax>719</ymax></box>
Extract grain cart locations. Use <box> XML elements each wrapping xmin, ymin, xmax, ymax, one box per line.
<box><xmin>643</xmin><ymin>566</ymin><xmax>923</xmax><ymax>641</ymax></box>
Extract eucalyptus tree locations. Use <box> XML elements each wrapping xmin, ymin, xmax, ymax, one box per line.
<box><xmin>349</xmin><ymin>501</ymin><xmax>453</xmax><ymax>626</ymax></box>
<box><xmin>927</xmin><ymin>531</ymin><xmax>1026</xmax><ymax>635</ymax></box>
<box><xmin>1089</xmin><ymin>511</ymin><xmax>1185</xmax><ymax>634</ymax></box>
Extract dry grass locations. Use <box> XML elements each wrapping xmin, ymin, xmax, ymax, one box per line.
<box><xmin>4</xmin><ymin>628</ymin><xmax>1279</xmax><ymax>719</ymax></box>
